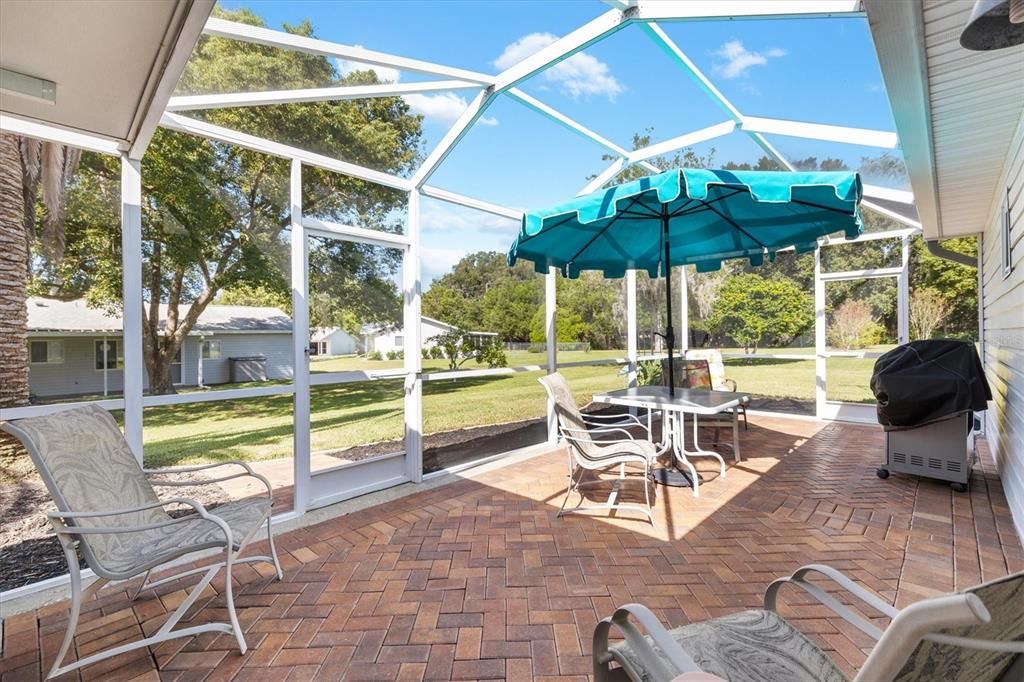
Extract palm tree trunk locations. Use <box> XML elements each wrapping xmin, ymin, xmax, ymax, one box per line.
<box><xmin>0</xmin><ymin>133</ymin><xmax>29</xmax><ymax>409</ymax></box>
<box><xmin>0</xmin><ymin>133</ymin><xmax>30</xmax><ymax>462</ymax></box>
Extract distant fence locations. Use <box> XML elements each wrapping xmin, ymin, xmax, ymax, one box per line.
<box><xmin>504</xmin><ymin>342</ymin><xmax>592</xmax><ymax>353</ymax></box>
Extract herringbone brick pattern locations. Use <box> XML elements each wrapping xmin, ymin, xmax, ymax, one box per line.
<box><xmin>2</xmin><ymin>417</ymin><xmax>1021</xmax><ymax>681</ymax></box>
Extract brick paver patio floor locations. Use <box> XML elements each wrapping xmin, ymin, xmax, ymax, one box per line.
<box><xmin>2</xmin><ymin>416</ymin><xmax>1022</xmax><ymax>681</ymax></box>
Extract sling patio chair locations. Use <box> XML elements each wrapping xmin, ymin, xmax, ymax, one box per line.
<box><xmin>681</xmin><ymin>350</ymin><xmax>749</xmax><ymax>430</ymax></box>
<box><xmin>594</xmin><ymin>563</ymin><xmax>1024</xmax><ymax>682</ymax></box>
<box><xmin>539</xmin><ymin>372</ymin><xmax>662</xmax><ymax>523</ymax></box>
<box><xmin>2</xmin><ymin>404</ymin><xmax>284</xmax><ymax>680</ymax></box>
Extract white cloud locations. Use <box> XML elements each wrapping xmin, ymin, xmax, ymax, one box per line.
<box><xmin>420</xmin><ymin>200</ymin><xmax>520</xmax><ymax>237</ymax></box>
<box><xmin>404</xmin><ymin>92</ymin><xmax>498</xmax><ymax>127</ymax></box>
<box><xmin>421</xmin><ymin>247</ymin><xmax>466</xmax><ymax>284</ymax></box>
<box><xmin>494</xmin><ymin>33</ymin><xmax>623</xmax><ymax>101</ymax></box>
<box><xmin>334</xmin><ymin>55</ymin><xmax>497</xmax><ymax>127</ymax></box>
<box><xmin>712</xmin><ymin>40</ymin><xmax>786</xmax><ymax>79</ymax></box>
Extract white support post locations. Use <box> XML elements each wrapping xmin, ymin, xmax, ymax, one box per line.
<box><xmin>102</xmin><ymin>335</ymin><xmax>109</xmax><ymax>398</ymax></box>
<box><xmin>120</xmin><ymin>156</ymin><xmax>144</xmax><ymax>463</ymax></box>
<box><xmin>546</xmin><ymin>268</ymin><xmax>558</xmax><ymax>443</ymax></box>
<box><xmin>290</xmin><ymin>159</ymin><xmax>311</xmax><ymax>514</ymax></box>
<box><xmin>626</xmin><ymin>270</ymin><xmax>638</xmax><ymax>388</ymax></box>
<box><xmin>679</xmin><ymin>267</ymin><xmax>689</xmax><ymax>351</ymax></box>
<box><xmin>197</xmin><ymin>336</ymin><xmax>205</xmax><ymax>388</ymax></box>
<box><xmin>404</xmin><ymin>190</ymin><xmax>423</xmax><ymax>483</ymax></box>
<box><xmin>897</xmin><ymin>235</ymin><xmax>910</xmax><ymax>344</ymax></box>
<box><xmin>814</xmin><ymin>247</ymin><xmax>827</xmax><ymax>418</ymax></box>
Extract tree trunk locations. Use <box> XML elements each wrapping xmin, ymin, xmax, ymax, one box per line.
<box><xmin>148</xmin><ymin>353</ymin><xmax>178</xmax><ymax>395</ymax></box>
<box><xmin>0</xmin><ymin>133</ymin><xmax>29</xmax><ymax>461</ymax></box>
<box><xmin>0</xmin><ymin>133</ymin><xmax>29</xmax><ymax>409</ymax></box>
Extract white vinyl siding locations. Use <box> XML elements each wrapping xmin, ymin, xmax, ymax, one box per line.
<box><xmin>981</xmin><ymin>113</ymin><xmax>1024</xmax><ymax>540</ymax></box>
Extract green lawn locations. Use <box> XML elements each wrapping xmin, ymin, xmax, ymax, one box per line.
<box><xmin>139</xmin><ymin>349</ymin><xmax>880</xmax><ymax>468</ymax></box>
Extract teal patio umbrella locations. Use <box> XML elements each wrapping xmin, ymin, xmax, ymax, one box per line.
<box><xmin>508</xmin><ymin>168</ymin><xmax>863</xmax><ymax>395</ymax></box>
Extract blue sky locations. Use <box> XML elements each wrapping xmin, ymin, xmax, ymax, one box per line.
<box><xmin>216</xmin><ymin>1</ymin><xmax>904</xmax><ymax>283</ymax></box>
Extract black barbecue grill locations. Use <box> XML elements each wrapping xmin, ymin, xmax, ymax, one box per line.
<box><xmin>871</xmin><ymin>340</ymin><xmax>991</xmax><ymax>492</ymax></box>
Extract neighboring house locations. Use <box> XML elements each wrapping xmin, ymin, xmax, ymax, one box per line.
<box><xmin>309</xmin><ymin>327</ymin><xmax>361</xmax><ymax>356</ymax></box>
<box><xmin>26</xmin><ymin>298</ymin><xmax>293</xmax><ymax>399</ymax></box>
<box><xmin>362</xmin><ymin>317</ymin><xmax>497</xmax><ymax>355</ymax></box>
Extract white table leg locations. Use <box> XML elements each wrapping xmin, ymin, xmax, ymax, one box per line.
<box><xmin>672</xmin><ymin>411</ymin><xmax>701</xmax><ymax>498</ymax></box>
<box><xmin>684</xmin><ymin>412</ymin><xmax>727</xmax><ymax>480</ymax></box>
<box><xmin>732</xmin><ymin>409</ymin><xmax>741</xmax><ymax>463</ymax></box>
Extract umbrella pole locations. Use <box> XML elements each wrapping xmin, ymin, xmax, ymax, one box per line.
<box><xmin>662</xmin><ymin>210</ymin><xmax>676</xmax><ymax>397</ymax></box>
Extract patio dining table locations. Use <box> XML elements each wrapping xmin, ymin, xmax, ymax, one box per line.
<box><xmin>591</xmin><ymin>386</ymin><xmax>751</xmax><ymax>497</ymax></box>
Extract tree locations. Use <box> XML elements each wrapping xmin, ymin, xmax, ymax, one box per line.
<box><xmin>909</xmin><ymin>289</ymin><xmax>949</xmax><ymax>341</ymax></box>
<box><xmin>828</xmin><ymin>299</ymin><xmax>879</xmax><ymax>350</ymax></box>
<box><xmin>910</xmin><ymin>237</ymin><xmax>977</xmax><ymax>339</ymax></box>
<box><xmin>707</xmin><ymin>274</ymin><xmax>813</xmax><ymax>352</ymax></box>
<box><xmin>434</xmin><ymin>330</ymin><xmax>507</xmax><ymax>370</ymax></box>
<box><xmin>53</xmin><ymin>7</ymin><xmax>423</xmax><ymax>393</ymax></box>
<box><xmin>529</xmin><ymin>306</ymin><xmax>586</xmax><ymax>344</ymax></box>
<box><xmin>481</xmin><ymin>278</ymin><xmax>542</xmax><ymax>341</ymax></box>
<box><xmin>217</xmin><ymin>282</ymin><xmax>292</xmax><ymax>313</ymax></box>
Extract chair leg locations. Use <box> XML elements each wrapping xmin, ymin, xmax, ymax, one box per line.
<box><xmin>222</xmin><ymin>547</ymin><xmax>247</xmax><ymax>654</ymax></box>
<box><xmin>47</xmin><ymin>541</ymin><xmax>84</xmax><ymax>679</ymax></box>
<box><xmin>265</xmin><ymin>517</ymin><xmax>284</xmax><ymax>580</ymax></box>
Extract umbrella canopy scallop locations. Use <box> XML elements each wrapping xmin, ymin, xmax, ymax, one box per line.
<box><xmin>508</xmin><ymin>168</ymin><xmax>863</xmax><ymax>279</ymax></box>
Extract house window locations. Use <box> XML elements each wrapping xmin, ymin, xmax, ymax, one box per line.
<box><xmin>1003</xmin><ymin>188</ymin><xmax>1014</xmax><ymax>279</ymax></box>
<box><xmin>29</xmin><ymin>340</ymin><xmax>63</xmax><ymax>364</ymax></box>
<box><xmin>202</xmin><ymin>339</ymin><xmax>221</xmax><ymax>359</ymax></box>
<box><xmin>94</xmin><ymin>340</ymin><xmax>121</xmax><ymax>369</ymax></box>
<box><xmin>394</xmin><ymin>335</ymin><xmax>404</xmax><ymax>348</ymax></box>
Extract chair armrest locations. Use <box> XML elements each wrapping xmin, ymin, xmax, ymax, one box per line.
<box><xmin>764</xmin><ymin>564</ymin><xmax>898</xmax><ymax>641</ymax></box>
<box><xmin>582</xmin><ymin>412</ymin><xmax>651</xmax><ymax>437</ymax></box>
<box><xmin>146</xmin><ymin>461</ymin><xmax>273</xmax><ymax>499</ymax></box>
<box><xmin>721</xmin><ymin>378</ymin><xmax>737</xmax><ymax>392</ymax></box>
<box><xmin>593</xmin><ymin>603</ymin><xmax>702</xmax><ymax>680</ymax></box>
<box><xmin>47</xmin><ymin>497</ymin><xmax>236</xmax><ymax>546</ymax></box>
<box><xmin>144</xmin><ymin>460</ymin><xmax>255</xmax><ymax>476</ymax></box>
<box><xmin>561</xmin><ymin>425</ymin><xmax>637</xmax><ymax>445</ymax></box>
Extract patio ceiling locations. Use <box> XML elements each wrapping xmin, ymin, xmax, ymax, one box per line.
<box><xmin>0</xmin><ymin>0</ymin><xmax>213</xmax><ymax>157</ymax></box>
<box><xmin>866</xmin><ymin>0</ymin><xmax>1024</xmax><ymax>239</ymax></box>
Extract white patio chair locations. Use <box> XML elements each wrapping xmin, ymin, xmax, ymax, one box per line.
<box><xmin>594</xmin><ymin>564</ymin><xmax>1024</xmax><ymax>682</ymax></box>
<box><xmin>539</xmin><ymin>372</ymin><xmax>658</xmax><ymax>523</ymax></box>
<box><xmin>2</xmin><ymin>404</ymin><xmax>284</xmax><ymax>680</ymax></box>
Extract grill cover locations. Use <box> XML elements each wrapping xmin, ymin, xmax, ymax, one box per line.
<box><xmin>871</xmin><ymin>340</ymin><xmax>991</xmax><ymax>431</ymax></box>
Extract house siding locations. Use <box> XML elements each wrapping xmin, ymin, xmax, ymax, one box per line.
<box><xmin>28</xmin><ymin>333</ymin><xmax>293</xmax><ymax>398</ymax></box>
<box><xmin>981</xmin><ymin>112</ymin><xmax>1024</xmax><ymax>540</ymax></box>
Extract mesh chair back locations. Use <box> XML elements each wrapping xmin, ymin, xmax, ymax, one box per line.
<box><xmin>683</xmin><ymin>359</ymin><xmax>713</xmax><ymax>389</ymax></box>
<box><xmin>684</xmin><ymin>349</ymin><xmax>729</xmax><ymax>390</ymax></box>
<box><xmin>660</xmin><ymin>358</ymin><xmax>685</xmax><ymax>390</ymax></box>
<box><xmin>538</xmin><ymin>373</ymin><xmax>602</xmax><ymax>460</ymax></box>
<box><xmin>893</xmin><ymin>571</ymin><xmax>1024</xmax><ymax>681</ymax></box>
<box><xmin>2</xmin><ymin>405</ymin><xmax>168</xmax><ymax>570</ymax></box>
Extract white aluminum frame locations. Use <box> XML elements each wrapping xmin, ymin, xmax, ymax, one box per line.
<box><xmin>3</xmin><ymin>0</ymin><xmax>932</xmax><ymax>601</ymax></box>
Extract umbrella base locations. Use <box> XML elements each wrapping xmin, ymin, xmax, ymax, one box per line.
<box><xmin>652</xmin><ymin>466</ymin><xmax>702</xmax><ymax>488</ymax></box>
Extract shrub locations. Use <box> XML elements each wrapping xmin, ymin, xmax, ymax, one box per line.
<box><xmin>827</xmin><ymin>300</ymin><xmax>877</xmax><ymax>350</ymax></box>
<box><xmin>429</xmin><ymin>345</ymin><xmax>444</xmax><ymax>360</ymax></box>
<box><xmin>421</xmin><ymin>348</ymin><xmax>430</xmax><ymax>359</ymax></box>
<box><xmin>367</xmin><ymin>351</ymin><xmax>382</xmax><ymax>361</ymax></box>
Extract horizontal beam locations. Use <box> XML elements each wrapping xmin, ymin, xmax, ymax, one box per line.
<box><xmin>627</xmin><ymin>120</ymin><xmax>736</xmax><ymax>164</ymax></box>
<box><xmin>634</xmin><ymin>0</ymin><xmax>863</xmax><ymax>21</ymax></box>
<box><xmin>420</xmin><ymin>184</ymin><xmax>524</xmax><ymax>220</ymax></box>
<box><xmin>204</xmin><ymin>17</ymin><xmax>494</xmax><ymax>84</ymax></box>
<box><xmin>862</xmin><ymin>199</ymin><xmax>922</xmax><ymax>229</ymax></box>
<box><xmin>818</xmin><ymin>266</ymin><xmax>903</xmax><ymax>281</ymax></box>
<box><xmin>506</xmin><ymin>88</ymin><xmax>632</xmax><ymax>157</ymax></box>
<box><xmin>302</xmin><ymin>217</ymin><xmax>411</xmax><ymax>249</ymax></box>
<box><xmin>160</xmin><ymin>112</ymin><xmax>412</xmax><ymax>191</ymax></box>
<box><xmin>166</xmin><ymin>80</ymin><xmax>482</xmax><ymax>111</ymax></box>
<box><xmin>741</xmin><ymin>116</ymin><xmax>898</xmax><ymax>149</ymax></box>
<box><xmin>862</xmin><ymin>184</ymin><xmax>914</xmax><ymax>204</ymax></box>
<box><xmin>0</xmin><ymin>111</ymin><xmax>123</xmax><ymax>155</ymax></box>
<box><xmin>492</xmin><ymin>8</ymin><xmax>631</xmax><ymax>93</ymax></box>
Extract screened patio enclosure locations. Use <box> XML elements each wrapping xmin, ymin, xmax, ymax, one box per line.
<box><xmin>1</xmin><ymin>0</ymin><xmax>929</xmax><ymax>560</ymax></box>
